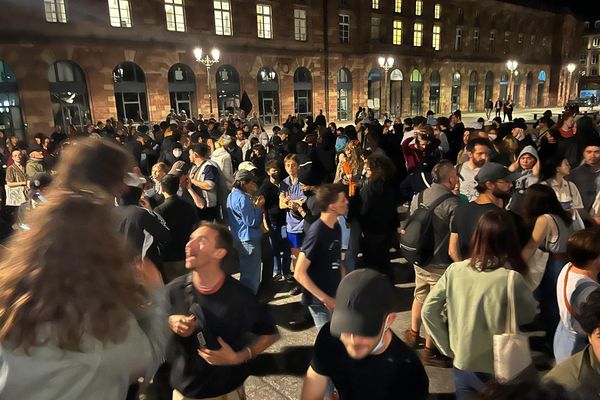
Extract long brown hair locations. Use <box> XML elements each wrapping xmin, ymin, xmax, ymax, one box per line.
<box><xmin>469</xmin><ymin>209</ymin><xmax>528</xmax><ymax>274</ymax></box>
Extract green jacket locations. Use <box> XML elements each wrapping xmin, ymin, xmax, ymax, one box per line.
<box><xmin>422</xmin><ymin>259</ymin><xmax>538</xmax><ymax>373</ymax></box>
<box><xmin>544</xmin><ymin>345</ymin><xmax>600</xmax><ymax>398</ymax></box>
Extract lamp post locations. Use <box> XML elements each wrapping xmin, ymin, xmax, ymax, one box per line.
<box><xmin>194</xmin><ymin>47</ymin><xmax>220</xmax><ymax>116</ymax></box>
<box><xmin>566</xmin><ymin>63</ymin><xmax>576</xmax><ymax>104</ymax></box>
<box><xmin>506</xmin><ymin>59</ymin><xmax>518</xmax><ymax>101</ymax></box>
<box><xmin>378</xmin><ymin>56</ymin><xmax>394</xmax><ymax>118</ymax></box>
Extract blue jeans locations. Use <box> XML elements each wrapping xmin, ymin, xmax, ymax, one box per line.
<box><xmin>308</xmin><ymin>303</ymin><xmax>332</xmax><ymax>332</ymax></box>
<box><xmin>235</xmin><ymin>238</ymin><xmax>262</xmax><ymax>294</ymax></box>
<box><xmin>534</xmin><ymin>257</ymin><xmax>567</xmax><ymax>344</ymax></box>
<box><xmin>453</xmin><ymin>368</ymin><xmax>493</xmax><ymax>400</ymax></box>
<box><xmin>344</xmin><ymin>218</ymin><xmax>361</xmax><ymax>272</ymax></box>
<box><xmin>270</xmin><ymin>224</ymin><xmax>291</xmax><ymax>276</ymax></box>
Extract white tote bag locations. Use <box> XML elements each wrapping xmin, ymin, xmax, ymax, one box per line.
<box><xmin>5</xmin><ymin>185</ymin><xmax>26</xmax><ymax>207</ymax></box>
<box><xmin>493</xmin><ymin>270</ymin><xmax>532</xmax><ymax>382</ymax></box>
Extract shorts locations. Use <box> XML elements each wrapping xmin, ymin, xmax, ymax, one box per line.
<box><xmin>414</xmin><ymin>265</ymin><xmax>447</xmax><ymax>304</ymax></box>
<box><xmin>287</xmin><ymin>232</ymin><xmax>304</xmax><ymax>249</ymax></box>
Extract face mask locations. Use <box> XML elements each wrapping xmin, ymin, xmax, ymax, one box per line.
<box><xmin>271</xmin><ymin>172</ymin><xmax>281</xmax><ymax>182</ymax></box>
<box><xmin>261</xmin><ymin>139</ymin><xmax>269</xmax><ymax>146</ymax></box>
<box><xmin>371</xmin><ymin>328</ymin><xmax>387</xmax><ymax>354</ymax></box>
<box><xmin>173</xmin><ymin>150</ymin><xmax>182</xmax><ymax>158</ymax></box>
<box><xmin>144</xmin><ymin>188</ymin><xmax>156</xmax><ymax>198</ymax></box>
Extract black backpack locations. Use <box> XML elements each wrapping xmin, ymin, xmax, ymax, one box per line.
<box><xmin>399</xmin><ymin>191</ymin><xmax>453</xmax><ymax>267</ymax></box>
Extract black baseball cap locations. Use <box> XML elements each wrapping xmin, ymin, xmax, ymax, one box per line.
<box><xmin>475</xmin><ymin>162</ymin><xmax>521</xmax><ymax>183</ymax></box>
<box><xmin>330</xmin><ymin>269</ymin><xmax>403</xmax><ymax>338</ymax></box>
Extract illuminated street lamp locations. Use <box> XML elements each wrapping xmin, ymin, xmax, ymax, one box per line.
<box><xmin>506</xmin><ymin>59</ymin><xmax>518</xmax><ymax>100</ymax></box>
<box><xmin>566</xmin><ymin>63</ymin><xmax>576</xmax><ymax>102</ymax></box>
<box><xmin>378</xmin><ymin>56</ymin><xmax>394</xmax><ymax>117</ymax></box>
<box><xmin>194</xmin><ymin>47</ymin><xmax>220</xmax><ymax>116</ymax></box>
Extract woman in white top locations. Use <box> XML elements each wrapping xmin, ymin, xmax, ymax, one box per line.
<box><xmin>554</xmin><ymin>228</ymin><xmax>600</xmax><ymax>362</ymax></box>
<box><xmin>541</xmin><ymin>157</ymin><xmax>584</xmax><ymax>221</ymax></box>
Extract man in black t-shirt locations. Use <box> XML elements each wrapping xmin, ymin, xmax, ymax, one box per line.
<box><xmin>165</xmin><ymin>223</ymin><xmax>279</xmax><ymax>400</ymax></box>
<box><xmin>294</xmin><ymin>184</ymin><xmax>348</xmax><ymax>331</ymax></box>
<box><xmin>301</xmin><ymin>269</ymin><xmax>429</xmax><ymax>400</ymax></box>
<box><xmin>449</xmin><ymin>162</ymin><xmax>521</xmax><ymax>261</ymax></box>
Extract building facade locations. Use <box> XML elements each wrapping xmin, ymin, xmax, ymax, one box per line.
<box><xmin>0</xmin><ymin>0</ymin><xmax>581</xmax><ymax>139</ymax></box>
<box><xmin>578</xmin><ymin>17</ymin><xmax>600</xmax><ymax>102</ymax></box>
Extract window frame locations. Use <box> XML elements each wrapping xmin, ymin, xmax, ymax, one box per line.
<box><xmin>108</xmin><ymin>0</ymin><xmax>132</xmax><ymax>28</ymax></box>
<box><xmin>165</xmin><ymin>0</ymin><xmax>186</xmax><ymax>32</ymax></box>
<box><xmin>44</xmin><ymin>0</ymin><xmax>68</xmax><ymax>23</ymax></box>
<box><xmin>372</xmin><ymin>0</ymin><xmax>379</xmax><ymax>10</ymax></box>
<box><xmin>395</xmin><ymin>0</ymin><xmax>402</xmax><ymax>13</ymax></box>
<box><xmin>432</xmin><ymin>24</ymin><xmax>441</xmax><ymax>51</ymax></box>
<box><xmin>294</xmin><ymin>8</ymin><xmax>307</xmax><ymax>41</ymax></box>
<box><xmin>371</xmin><ymin>16</ymin><xmax>381</xmax><ymax>40</ymax></box>
<box><xmin>413</xmin><ymin>22</ymin><xmax>423</xmax><ymax>47</ymax></box>
<box><xmin>455</xmin><ymin>27</ymin><xmax>463</xmax><ymax>51</ymax></box>
<box><xmin>214</xmin><ymin>0</ymin><xmax>233</xmax><ymax>36</ymax></box>
<box><xmin>339</xmin><ymin>14</ymin><xmax>350</xmax><ymax>44</ymax></box>
<box><xmin>415</xmin><ymin>0</ymin><xmax>423</xmax><ymax>16</ymax></box>
<box><xmin>434</xmin><ymin>3</ymin><xmax>441</xmax><ymax>19</ymax></box>
<box><xmin>256</xmin><ymin>3</ymin><xmax>273</xmax><ymax>39</ymax></box>
<box><xmin>393</xmin><ymin>20</ymin><xmax>403</xmax><ymax>45</ymax></box>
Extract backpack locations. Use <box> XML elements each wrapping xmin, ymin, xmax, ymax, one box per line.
<box><xmin>399</xmin><ymin>191</ymin><xmax>453</xmax><ymax>267</ymax></box>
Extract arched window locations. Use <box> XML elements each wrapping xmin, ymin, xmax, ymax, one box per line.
<box><xmin>48</xmin><ymin>61</ymin><xmax>91</xmax><ymax>132</ymax></box>
<box><xmin>468</xmin><ymin>71</ymin><xmax>478</xmax><ymax>112</ymax></box>
<box><xmin>113</xmin><ymin>62</ymin><xmax>148</xmax><ymax>122</ymax></box>
<box><xmin>409</xmin><ymin>69</ymin><xmax>422</xmax><ymax>116</ymax></box>
<box><xmin>257</xmin><ymin>66</ymin><xmax>279</xmax><ymax>125</ymax></box>
<box><xmin>0</xmin><ymin>60</ymin><xmax>24</xmax><ymax>139</ymax></box>
<box><xmin>293</xmin><ymin>67</ymin><xmax>312</xmax><ymax>118</ymax></box>
<box><xmin>429</xmin><ymin>70</ymin><xmax>440</xmax><ymax>114</ymax></box>
<box><xmin>389</xmin><ymin>69</ymin><xmax>403</xmax><ymax>117</ymax></box>
<box><xmin>484</xmin><ymin>71</ymin><xmax>494</xmax><ymax>102</ymax></box>
<box><xmin>337</xmin><ymin>68</ymin><xmax>352</xmax><ymax>121</ymax></box>
<box><xmin>367</xmin><ymin>68</ymin><xmax>381</xmax><ymax>118</ymax></box>
<box><xmin>536</xmin><ymin>70</ymin><xmax>546</xmax><ymax>106</ymax></box>
<box><xmin>451</xmin><ymin>72</ymin><xmax>461</xmax><ymax>112</ymax></box>
<box><xmin>168</xmin><ymin>63</ymin><xmax>196</xmax><ymax>117</ymax></box>
<box><xmin>499</xmin><ymin>72</ymin><xmax>509</xmax><ymax>101</ymax></box>
<box><xmin>216</xmin><ymin>64</ymin><xmax>240</xmax><ymax>116</ymax></box>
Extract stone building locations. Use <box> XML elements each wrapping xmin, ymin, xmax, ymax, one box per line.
<box><xmin>578</xmin><ymin>16</ymin><xmax>600</xmax><ymax>102</ymax></box>
<box><xmin>0</xmin><ymin>0</ymin><xmax>582</xmax><ymax>139</ymax></box>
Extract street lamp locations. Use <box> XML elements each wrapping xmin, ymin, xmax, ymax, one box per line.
<box><xmin>506</xmin><ymin>59</ymin><xmax>518</xmax><ymax>100</ymax></box>
<box><xmin>566</xmin><ymin>63</ymin><xmax>576</xmax><ymax>103</ymax></box>
<box><xmin>194</xmin><ymin>47</ymin><xmax>220</xmax><ymax>116</ymax></box>
<box><xmin>378</xmin><ymin>56</ymin><xmax>394</xmax><ymax>118</ymax></box>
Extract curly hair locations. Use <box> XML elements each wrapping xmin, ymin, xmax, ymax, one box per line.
<box><xmin>343</xmin><ymin>140</ymin><xmax>363</xmax><ymax>175</ymax></box>
<box><xmin>0</xmin><ymin>190</ymin><xmax>144</xmax><ymax>352</ymax></box>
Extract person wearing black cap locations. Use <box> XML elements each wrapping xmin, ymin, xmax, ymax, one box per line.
<box><xmin>26</xmin><ymin>145</ymin><xmax>46</xmax><ymax>177</ymax></box>
<box><xmin>301</xmin><ymin>269</ymin><xmax>428</xmax><ymax>400</ymax></box>
<box><xmin>294</xmin><ymin>183</ymin><xmax>348</xmax><ymax>331</ymax></box>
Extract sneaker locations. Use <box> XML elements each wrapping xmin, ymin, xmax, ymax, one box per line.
<box><xmin>284</xmin><ymin>274</ymin><xmax>295</xmax><ymax>283</ymax></box>
<box><xmin>403</xmin><ymin>329</ymin><xmax>425</xmax><ymax>349</ymax></box>
<box><xmin>272</xmin><ymin>273</ymin><xmax>284</xmax><ymax>281</ymax></box>
<box><xmin>421</xmin><ymin>347</ymin><xmax>453</xmax><ymax>368</ymax></box>
<box><xmin>289</xmin><ymin>285</ymin><xmax>302</xmax><ymax>296</ymax></box>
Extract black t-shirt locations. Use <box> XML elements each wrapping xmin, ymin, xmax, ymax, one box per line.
<box><xmin>258</xmin><ymin>180</ymin><xmax>286</xmax><ymax>227</ymax></box>
<box><xmin>166</xmin><ymin>274</ymin><xmax>278</xmax><ymax>398</ymax></box>
<box><xmin>154</xmin><ymin>196</ymin><xmax>199</xmax><ymax>262</ymax></box>
<box><xmin>451</xmin><ymin>202</ymin><xmax>497</xmax><ymax>258</ymax></box>
<box><xmin>311</xmin><ymin>323</ymin><xmax>429</xmax><ymax>400</ymax></box>
<box><xmin>300</xmin><ymin>219</ymin><xmax>342</xmax><ymax>305</ymax></box>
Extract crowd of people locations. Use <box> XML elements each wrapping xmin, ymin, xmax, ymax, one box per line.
<box><xmin>0</xmin><ymin>104</ymin><xmax>599</xmax><ymax>400</ymax></box>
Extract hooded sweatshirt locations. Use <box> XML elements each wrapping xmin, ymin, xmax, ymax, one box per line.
<box><xmin>211</xmin><ymin>147</ymin><xmax>234</xmax><ymax>189</ymax></box>
<box><xmin>507</xmin><ymin>145</ymin><xmax>539</xmax><ymax>215</ymax></box>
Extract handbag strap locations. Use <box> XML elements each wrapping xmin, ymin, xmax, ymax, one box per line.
<box><xmin>505</xmin><ymin>270</ymin><xmax>518</xmax><ymax>334</ymax></box>
<box><xmin>563</xmin><ymin>265</ymin><xmax>581</xmax><ymax>322</ymax></box>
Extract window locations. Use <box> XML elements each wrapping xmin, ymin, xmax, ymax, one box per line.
<box><xmin>457</xmin><ymin>7</ymin><xmax>464</xmax><ymax>24</ymax></box>
<box><xmin>214</xmin><ymin>0</ymin><xmax>232</xmax><ymax>36</ymax></box>
<box><xmin>415</xmin><ymin>0</ymin><xmax>422</xmax><ymax>16</ymax></box>
<box><xmin>585</xmin><ymin>21</ymin><xmax>590</xmax><ymax>30</ymax></box>
<box><xmin>595</xmin><ymin>20</ymin><xmax>600</xmax><ymax>29</ymax></box>
<box><xmin>371</xmin><ymin>17</ymin><xmax>380</xmax><ymax>40</ymax></box>
<box><xmin>395</xmin><ymin>0</ymin><xmax>402</xmax><ymax>13</ymax></box>
<box><xmin>489</xmin><ymin>31</ymin><xmax>495</xmax><ymax>53</ymax></box>
<box><xmin>108</xmin><ymin>0</ymin><xmax>131</xmax><ymax>27</ymax></box>
<box><xmin>432</xmin><ymin>25</ymin><xmax>441</xmax><ymax>50</ymax></box>
<box><xmin>393</xmin><ymin>20</ymin><xmax>402</xmax><ymax>45</ymax></box>
<box><xmin>474</xmin><ymin>10</ymin><xmax>480</xmax><ymax>26</ymax></box>
<box><xmin>294</xmin><ymin>9</ymin><xmax>307</xmax><ymax>41</ymax></box>
<box><xmin>593</xmin><ymin>38</ymin><xmax>600</xmax><ymax>47</ymax></box>
<box><xmin>256</xmin><ymin>4</ymin><xmax>272</xmax><ymax>39</ymax></box>
<box><xmin>413</xmin><ymin>22</ymin><xmax>423</xmax><ymax>46</ymax></box>
<box><xmin>592</xmin><ymin>68</ymin><xmax>598</xmax><ymax>76</ymax></box>
<box><xmin>580</xmin><ymin>54</ymin><xmax>588</xmax><ymax>65</ymax></box>
<box><xmin>504</xmin><ymin>31</ymin><xmax>510</xmax><ymax>53</ymax></box>
<box><xmin>434</xmin><ymin>3</ymin><xmax>441</xmax><ymax>19</ymax></box>
<box><xmin>455</xmin><ymin>28</ymin><xmax>463</xmax><ymax>51</ymax></box>
<box><xmin>339</xmin><ymin>14</ymin><xmax>350</xmax><ymax>43</ymax></box>
<box><xmin>165</xmin><ymin>0</ymin><xmax>185</xmax><ymax>32</ymax></box>
<box><xmin>44</xmin><ymin>0</ymin><xmax>67</xmax><ymax>23</ymax></box>
<box><xmin>372</xmin><ymin>0</ymin><xmax>379</xmax><ymax>9</ymax></box>
<box><xmin>592</xmin><ymin>54</ymin><xmax>599</xmax><ymax>65</ymax></box>
<box><xmin>518</xmin><ymin>33</ymin><xmax>523</xmax><ymax>44</ymax></box>
<box><xmin>530</xmin><ymin>34</ymin><xmax>535</xmax><ymax>46</ymax></box>
<box><xmin>473</xmin><ymin>29</ymin><xmax>480</xmax><ymax>52</ymax></box>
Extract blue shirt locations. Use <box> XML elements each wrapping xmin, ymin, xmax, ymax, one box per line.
<box><xmin>227</xmin><ymin>188</ymin><xmax>263</xmax><ymax>242</ymax></box>
<box><xmin>279</xmin><ymin>176</ymin><xmax>305</xmax><ymax>234</ymax></box>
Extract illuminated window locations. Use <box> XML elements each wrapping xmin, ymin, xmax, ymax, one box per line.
<box><xmin>432</xmin><ymin>25</ymin><xmax>441</xmax><ymax>50</ymax></box>
<box><xmin>395</xmin><ymin>0</ymin><xmax>402</xmax><ymax>13</ymax></box>
<box><xmin>214</xmin><ymin>0</ymin><xmax>232</xmax><ymax>36</ymax></box>
<box><xmin>339</xmin><ymin>14</ymin><xmax>350</xmax><ymax>43</ymax></box>
<box><xmin>434</xmin><ymin>3</ymin><xmax>441</xmax><ymax>19</ymax></box>
<box><xmin>165</xmin><ymin>0</ymin><xmax>185</xmax><ymax>32</ymax></box>
<box><xmin>108</xmin><ymin>0</ymin><xmax>131</xmax><ymax>28</ymax></box>
<box><xmin>372</xmin><ymin>0</ymin><xmax>379</xmax><ymax>9</ymax></box>
<box><xmin>44</xmin><ymin>0</ymin><xmax>67</xmax><ymax>23</ymax></box>
<box><xmin>294</xmin><ymin>9</ymin><xmax>307</xmax><ymax>41</ymax></box>
<box><xmin>393</xmin><ymin>20</ymin><xmax>402</xmax><ymax>45</ymax></box>
<box><xmin>256</xmin><ymin>4</ymin><xmax>272</xmax><ymax>39</ymax></box>
<box><xmin>413</xmin><ymin>22</ymin><xmax>423</xmax><ymax>46</ymax></box>
<box><xmin>415</xmin><ymin>0</ymin><xmax>422</xmax><ymax>16</ymax></box>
